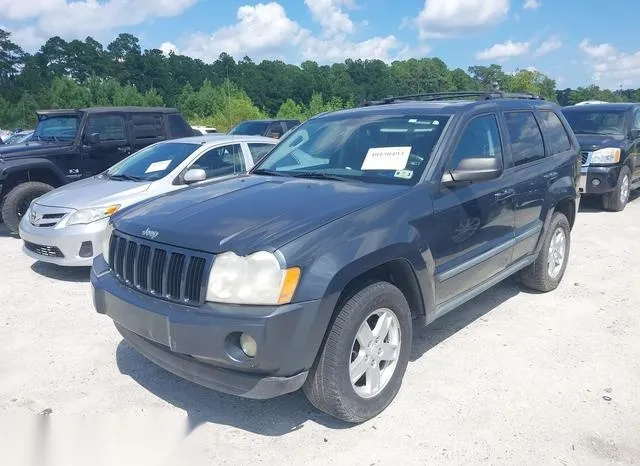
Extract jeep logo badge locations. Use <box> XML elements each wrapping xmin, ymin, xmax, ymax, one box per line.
<box><xmin>141</xmin><ymin>227</ymin><xmax>159</xmax><ymax>240</ymax></box>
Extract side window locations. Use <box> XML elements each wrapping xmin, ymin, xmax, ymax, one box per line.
<box><xmin>448</xmin><ymin>114</ymin><xmax>502</xmax><ymax>170</ymax></box>
<box><xmin>248</xmin><ymin>143</ymin><xmax>275</xmax><ymax>163</ymax></box>
<box><xmin>539</xmin><ymin>111</ymin><xmax>572</xmax><ymax>155</ymax></box>
<box><xmin>86</xmin><ymin>115</ymin><xmax>126</xmax><ymax>141</ymax></box>
<box><xmin>190</xmin><ymin>144</ymin><xmax>245</xmax><ymax>179</ymax></box>
<box><xmin>504</xmin><ymin>112</ymin><xmax>545</xmax><ymax>166</ymax></box>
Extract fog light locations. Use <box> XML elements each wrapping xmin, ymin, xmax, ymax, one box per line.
<box><xmin>592</xmin><ymin>179</ymin><xmax>601</xmax><ymax>187</ymax></box>
<box><xmin>240</xmin><ymin>333</ymin><xmax>257</xmax><ymax>358</ymax></box>
<box><xmin>79</xmin><ymin>241</ymin><xmax>93</xmax><ymax>258</ymax></box>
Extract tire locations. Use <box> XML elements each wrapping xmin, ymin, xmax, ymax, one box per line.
<box><xmin>520</xmin><ymin>212</ymin><xmax>571</xmax><ymax>293</ymax></box>
<box><xmin>602</xmin><ymin>166</ymin><xmax>631</xmax><ymax>212</ymax></box>
<box><xmin>303</xmin><ymin>281</ymin><xmax>413</xmax><ymax>423</ymax></box>
<box><xmin>1</xmin><ymin>182</ymin><xmax>54</xmax><ymax>234</ymax></box>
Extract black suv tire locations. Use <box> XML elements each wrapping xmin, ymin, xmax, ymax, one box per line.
<box><xmin>303</xmin><ymin>282</ymin><xmax>412</xmax><ymax>423</ymax></box>
<box><xmin>602</xmin><ymin>165</ymin><xmax>631</xmax><ymax>212</ymax></box>
<box><xmin>520</xmin><ymin>212</ymin><xmax>571</xmax><ymax>292</ymax></box>
<box><xmin>1</xmin><ymin>182</ymin><xmax>54</xmax><ymax>234</ymax></box>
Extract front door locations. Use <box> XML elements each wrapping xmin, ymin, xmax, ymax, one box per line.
<box><xmin>82</xmin><ymin>113</ymin><xmax>131</xmax><ymax>175</ymax></box>
<box><xmin>429</xmin><ymin>114</ymin><xmax>516</xmax><ymax>305</ymax></box>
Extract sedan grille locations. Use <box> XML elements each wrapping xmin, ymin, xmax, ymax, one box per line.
<box><xmin>109</xmin><ymin>231</ymin><xmax>211</xmax><ymax>306</ymax></box>
<box><xmin>24</xmin><ymin>241</ymin><xmax>64</xmax><ymax>258</ymax></box>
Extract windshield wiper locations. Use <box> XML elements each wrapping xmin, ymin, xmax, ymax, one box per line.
<box><xmin>108</xmin><ymin>174</ymin><xmax>143</xmax><ymax>182</ymax></box>
<box><xmin>252</xmin><ymin>168</ymin><xmax>290</xmax><ymax>177</ymax></box>
<box><xmin>289</xmin><ymin>172</ymin><xmax>355</xmax><ymax>182</ymax></box>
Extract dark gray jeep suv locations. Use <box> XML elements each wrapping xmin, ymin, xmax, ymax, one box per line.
<box><xmin>91</xmin><ymin>92</ymin><xmax>581</xmax><ymax>423</ymax></box>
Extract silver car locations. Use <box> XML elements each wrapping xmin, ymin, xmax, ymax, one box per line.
<box><xmin>19</xmin><ymin>135</ymin><xmax>277</xmax><ymax>266</ymax></box>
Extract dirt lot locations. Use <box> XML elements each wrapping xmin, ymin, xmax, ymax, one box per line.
<box><xmin>1</xmin><ymin>196</ymin><xmax>639</xmax><ymax>466</ymax></box>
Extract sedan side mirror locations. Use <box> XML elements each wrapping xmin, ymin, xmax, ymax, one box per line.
<box><xmin>442</xmin><ymin>157</ymin><xmax>503</xmax><ymax>186</ymax></box>
<box><xmin>184</xmin><ymin>168</ymin><xmax>207</xmax><ymax>184</ymax></box>
<box><xmin>84</xmin><ymin>132</ymin><xmax>101</xmax><ymax>145</ymax></box>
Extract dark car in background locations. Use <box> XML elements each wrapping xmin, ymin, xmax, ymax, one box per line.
<box><xmin>92</xmin><ymin>91</ymin><xmax>580</xmax><ymax>423</ymax></box>
<box><xmin>0</xmin><ymin>106</ymin><xmax>194</xmax><ymax>233</ymax></box>
<box><xmin>228</xmin><ymin>119</ymin><xmax>300</xmax><ymax>139</ymax></box>
<box><xmin>562</xmin><ymin>103</ymin><xmax>640</xmax><ymax>211</ymax></box>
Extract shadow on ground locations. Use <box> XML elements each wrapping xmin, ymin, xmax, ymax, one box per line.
<box><xmin>115</xmin><ymin>277</ymin><xmax>526</xmax><ymax>436</ymax></box>
<box><xmin>579</xmin><ymin>190</ymin><xmax>640</xmax><ymax>214</ymax></box>
<box><xmin>30</xmin><ymin>261</ymin><xmax>91</xmax><ymax>283</ymax></box>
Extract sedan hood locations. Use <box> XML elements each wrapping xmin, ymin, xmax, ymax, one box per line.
<box><xmin>114</xmin><ymin>174</ymin><xmax>407</xmax><ymax>255</ymax></box>
<box><xmin>36</xmin><ymin>176</ymin><xmax>152</xmax><ymax>210</ymax></box>
<box><xmin>575</xmin><ymin>134</ymin><xmax>626</xmax><ymax>151</ymax></box>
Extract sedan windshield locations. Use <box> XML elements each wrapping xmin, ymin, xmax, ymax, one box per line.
<box><xmin>106</xmin><ymin>142</ymin><xmax>200</xmax><ymax>182</ymax></box>
<box><xmin>253</xmin><ymin>113</ymin><xmax>449</xmax><ymax>185</ymax></box>
<box><xmin>33</xmin><ymin>115</ymin><xmax>80</xmax><ymax>141</ymax></box>
<box><xmin>228</xmin><ymin>121</ymin><xmax>269</xmax><ymax>135</ymax></box>
<box><xmin>562</xmin><ymin>110</ymin><xmax>627</xmax><ymax>136</ymax></box>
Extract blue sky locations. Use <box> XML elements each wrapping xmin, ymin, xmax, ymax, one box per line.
<box><xmin>1</xmin><ymin>0</ymin><xmax>639</xmax><ymax>89</ymax></box>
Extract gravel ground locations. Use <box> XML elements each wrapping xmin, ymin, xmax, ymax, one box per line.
<box><xmin>1</xmin><ymin>195</ymin><xmax>639</xmax><ymax>466</ymax></box>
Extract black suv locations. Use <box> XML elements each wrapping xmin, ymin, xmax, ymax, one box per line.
<box><xmin>228</xmin><ymin>119</ymin><xmax>300</xmax><ymax>139</ymax></box>
<box><xmin>0</xmin><ymin>107</ymin><xmax>194</xmax><ymax>233</ymax></box>
<box><xmin>562</xmin><ymin>103</ymin><xmax>640</xmax><ymax>211</ymax></box>
<box><xmin>92</xmin><ymin>92</ymin><xmax>580</xmax><ymax>423</ymax></box>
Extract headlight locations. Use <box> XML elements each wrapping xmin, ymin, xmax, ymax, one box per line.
<box><xmin>206</xmin><ymin>251</ymin><xmax>301</xmax><ymax>305</ymax></box>
<box><xmin>590</xmin><ymin>148</ymin><xmax>621</xmax><ymax>165</ymax></box>
<box><xmin>102</xmin><ymin>222</ymin><xmax>114</xmax><ymax>265</ymax></box>
<box><xmin>66</xmin><ymin>205</ymin><xmax>120</xmax><ymax>226</ymax></box>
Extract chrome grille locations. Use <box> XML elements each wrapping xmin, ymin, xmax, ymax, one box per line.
<box><xmin>29</xmin><ymin>204</ymin><xmax>71</xmax><ymax>228</ymax></box>
<box><xmin>109</xmin><ymin>231</ymin><xmax>211</xmax><ymax>306</ymax></box>
<box><xmin>581</xmin><ymin>151</ymin><xmax>590</xmax><ymax>166</ymax></box>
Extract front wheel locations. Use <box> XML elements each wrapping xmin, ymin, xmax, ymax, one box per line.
<box><xmin>303</xmin><ymin>282</ymin><xmax>413</xmax><ymax>423</ymax></box>
<box><xmin>1</xmin><ymin>182</ymin><xmax>54</xmax><ymax>234</ymax></box>
<box><xmin>520</xmin><ymin>212</ymin><xmax>571</xmax><ymax>292</ymax></box>
<box><xmin>603</xmin><ymin>166</ymin><xmax>631</xmax><ymax>212</ymax></box>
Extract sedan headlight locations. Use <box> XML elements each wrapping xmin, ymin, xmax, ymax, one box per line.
<box><xmin>102</xmin><ymin>222</ymin><xmax>114</xmax><ymax>265</ymax></box>
<box><xmin>66</xmin><ymin>205</ymin><xmax>120</xmax><ymax>226</ymax></box>
<box><xmin>590</xmin><ymin>148</ymin><xmax>621</xmax><ymax>165</ymax></box>
<box><xmin>206</xmin><ymin>251</ymin><xmax>301</xmax><ymax>305</ymax></box>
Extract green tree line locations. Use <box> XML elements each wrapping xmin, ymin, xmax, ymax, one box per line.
<box><xmin>1</xmin><ymin>30</ymin><xmax>638</xmax><ymax>130</ymax></box>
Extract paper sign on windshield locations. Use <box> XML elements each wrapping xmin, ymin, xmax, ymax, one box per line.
<box><xmin>145</xmin><ymin>160</ymin><xmax>172</xmax><ymax>173</ymax></box>
<box><xmin>361</xmin><ymin>146</ymin><xmax>411</xmax><ymax>171</ymax></box>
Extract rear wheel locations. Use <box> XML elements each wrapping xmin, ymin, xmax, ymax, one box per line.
<box><xmin>303</xmin><ymin>282</ymin><xmax>412</xmax><ymax>423</ymax></box>
<box><xmin>1</xmin><ymin>182</ymin><xmax>54</xmax><ymax>234</ymax></box>
<box><xmin>603</xmin><ymin>166</ymin><xmax>631</xmax><ymax>212</ymax></box>
<box><xmin>520</xmin><ymin>212</ymin><xmax>571</xmax><ymax>292</ymax></box>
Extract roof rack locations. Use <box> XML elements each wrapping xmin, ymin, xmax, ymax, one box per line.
<box><xmin>361</xmin><ymin>91</ymin><xmax>543</xmax><ymax>106</ymax></box>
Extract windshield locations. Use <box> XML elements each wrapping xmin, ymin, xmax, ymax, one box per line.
<box><xmin>106</xmin><ymin>142</ymin><xmax>200</xmax><ymax>182</ymax></box>
<box><xmin>33</xmin><ymin>115</ymin><xmax>80</xmax><ymax>141</ymax></box>
<box><xmin>253</xmin><ymin>113</ymin><xmax>449</xmax><ymax>185</ymax></box>
<box><xmin>228</xmin><ymin>121</ymin><xmax>269</xmax><ymax>135</ymax></box>
<box><xmin>562</xmin><ymin>110</ymin><xmax>627</xmax><ymax>136</ymax></box>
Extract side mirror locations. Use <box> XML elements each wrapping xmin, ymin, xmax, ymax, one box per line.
<box><xmin>442</xmin><ymin>157</ymin><xmax>502</xmax><ymax>185</ymax></box>
<box><xmin>631</xmin><ymin>129</ymin><xmax>640</xmax><ymax>140</ymax></box>
<box><xmin>183</xmin><ymin>168</ymin><xmax>207</xmax><ymax>184</ymax></box>
<box><xmin>84</xmin><ymin>132</ymin><xmax>100</xmax><ymax>145</ymax></box>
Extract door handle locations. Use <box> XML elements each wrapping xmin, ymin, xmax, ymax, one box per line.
<box><xmin>118</xmin><ymin>146</ymin><xmax>132</xmax><ymax>155</ymax></box>
<box><xmin>495</xmin><ymin>189</ymin><xmax>515</xmax><ymax>201</ymax></box>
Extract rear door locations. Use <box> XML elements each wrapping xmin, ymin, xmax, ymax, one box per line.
<box><xmin>83</xmin><ymin>112</ymin><xmax>130</xmax><ymax>174</ymax></box>
<box><xmin>130</xmin><ymin>112</ymin><xmax>166</xmax><ymax>153</ymax></box>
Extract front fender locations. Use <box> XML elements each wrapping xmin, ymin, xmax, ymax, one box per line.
<box><xmin>0</xmin><ymin>157</ymin><xmax>67</xmax><ymax>184</ymax></box>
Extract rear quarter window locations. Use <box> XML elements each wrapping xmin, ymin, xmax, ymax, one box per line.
<box><xmin>131</xmin><ymin>113</ymin><xmax>165</xmax><ymax>145</ymax></box>
<box><xmin>539</xmin><ymin>111</ymin><xmax>572</xmax><ymax>155</ymax></box>
<box><xmin>167</xmin><ymin>114</ymin><xmax>195</xmax><ymax>137</ymax></box>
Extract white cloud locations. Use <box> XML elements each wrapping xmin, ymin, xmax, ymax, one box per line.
<box><xmin>5</xmin><ymin>26</ymin><xmax>45</xmax><ymax>51</ymax></box>
<box><xmin>0</xmin><ymin>0</ymin><xmax>197</xmax><ymax>45</ymax></box>
<box><xmin>416</xmin><ymin>0</ymin><xmax>509</xmax><ymax>38</ymax></box>
<box><xmin>523</xmin><ymin>0</ymin><xmax>541</xmax><ymax>10</ymax></box>
<box><xmin>179</xmin><ymin>1</ymin><xmax>409</xmax><ymax>64</ymax></box>
<box><xmin>579</xmin><ymin>40</ymin><xmax>640</xmax><ymax>88</ymax></box>
<box><xmin>304</xmin><ymin>0</ymin><xmax>354</xmax><ymax>36</ymax></box>
<box><xmin>181</xmin><ymin>3</ymin><xmax>308</xmax><ymax>61</ymax></box>
<box><xmin>476</xmin><ymin>40</ymin><xmax>530</xmax><ymax>61</ymax></box>
<box><xmin>160</xmin><ymin>41</ymin><xmax>178</xmax><ymax>56</ymax></box>
<box><xmin>534</xmin><ymin>35</ymin><xmax>562</xmax><ymax>57</ymax></box>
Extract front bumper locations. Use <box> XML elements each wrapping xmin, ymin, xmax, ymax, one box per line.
<box><xmin>579</xmin><ymin>165</ymin><xmax>621</xmax><ymax>195</ymax></box>
<box><xmin>91</xmin><ymin>256</ymin><xmax>325</xmax><ymax>399</ymax></box>
<box><xmin>19</xmin><ymin>215</ymin><xmax>107</xmax><ymax>267</ymax></box>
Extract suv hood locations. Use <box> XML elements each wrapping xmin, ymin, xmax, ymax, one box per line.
<box><xmin>114</xmin><ymin>174</ymin><xmax>406</xmax><ymax>255</ymax></box>
<box><xmin>575</xmin><ymin>134</ymin><xmax>626</xmax><ymax>151</ymax></box>
<box><xmin>0</xmin><ymin>140</ymin><xmax>73</xmax><ymax>159</ymax></box>
<box><xmin>36</xmin><ymin>175</ymin><xmax>152</xmax><ymax>210</ymax></box>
